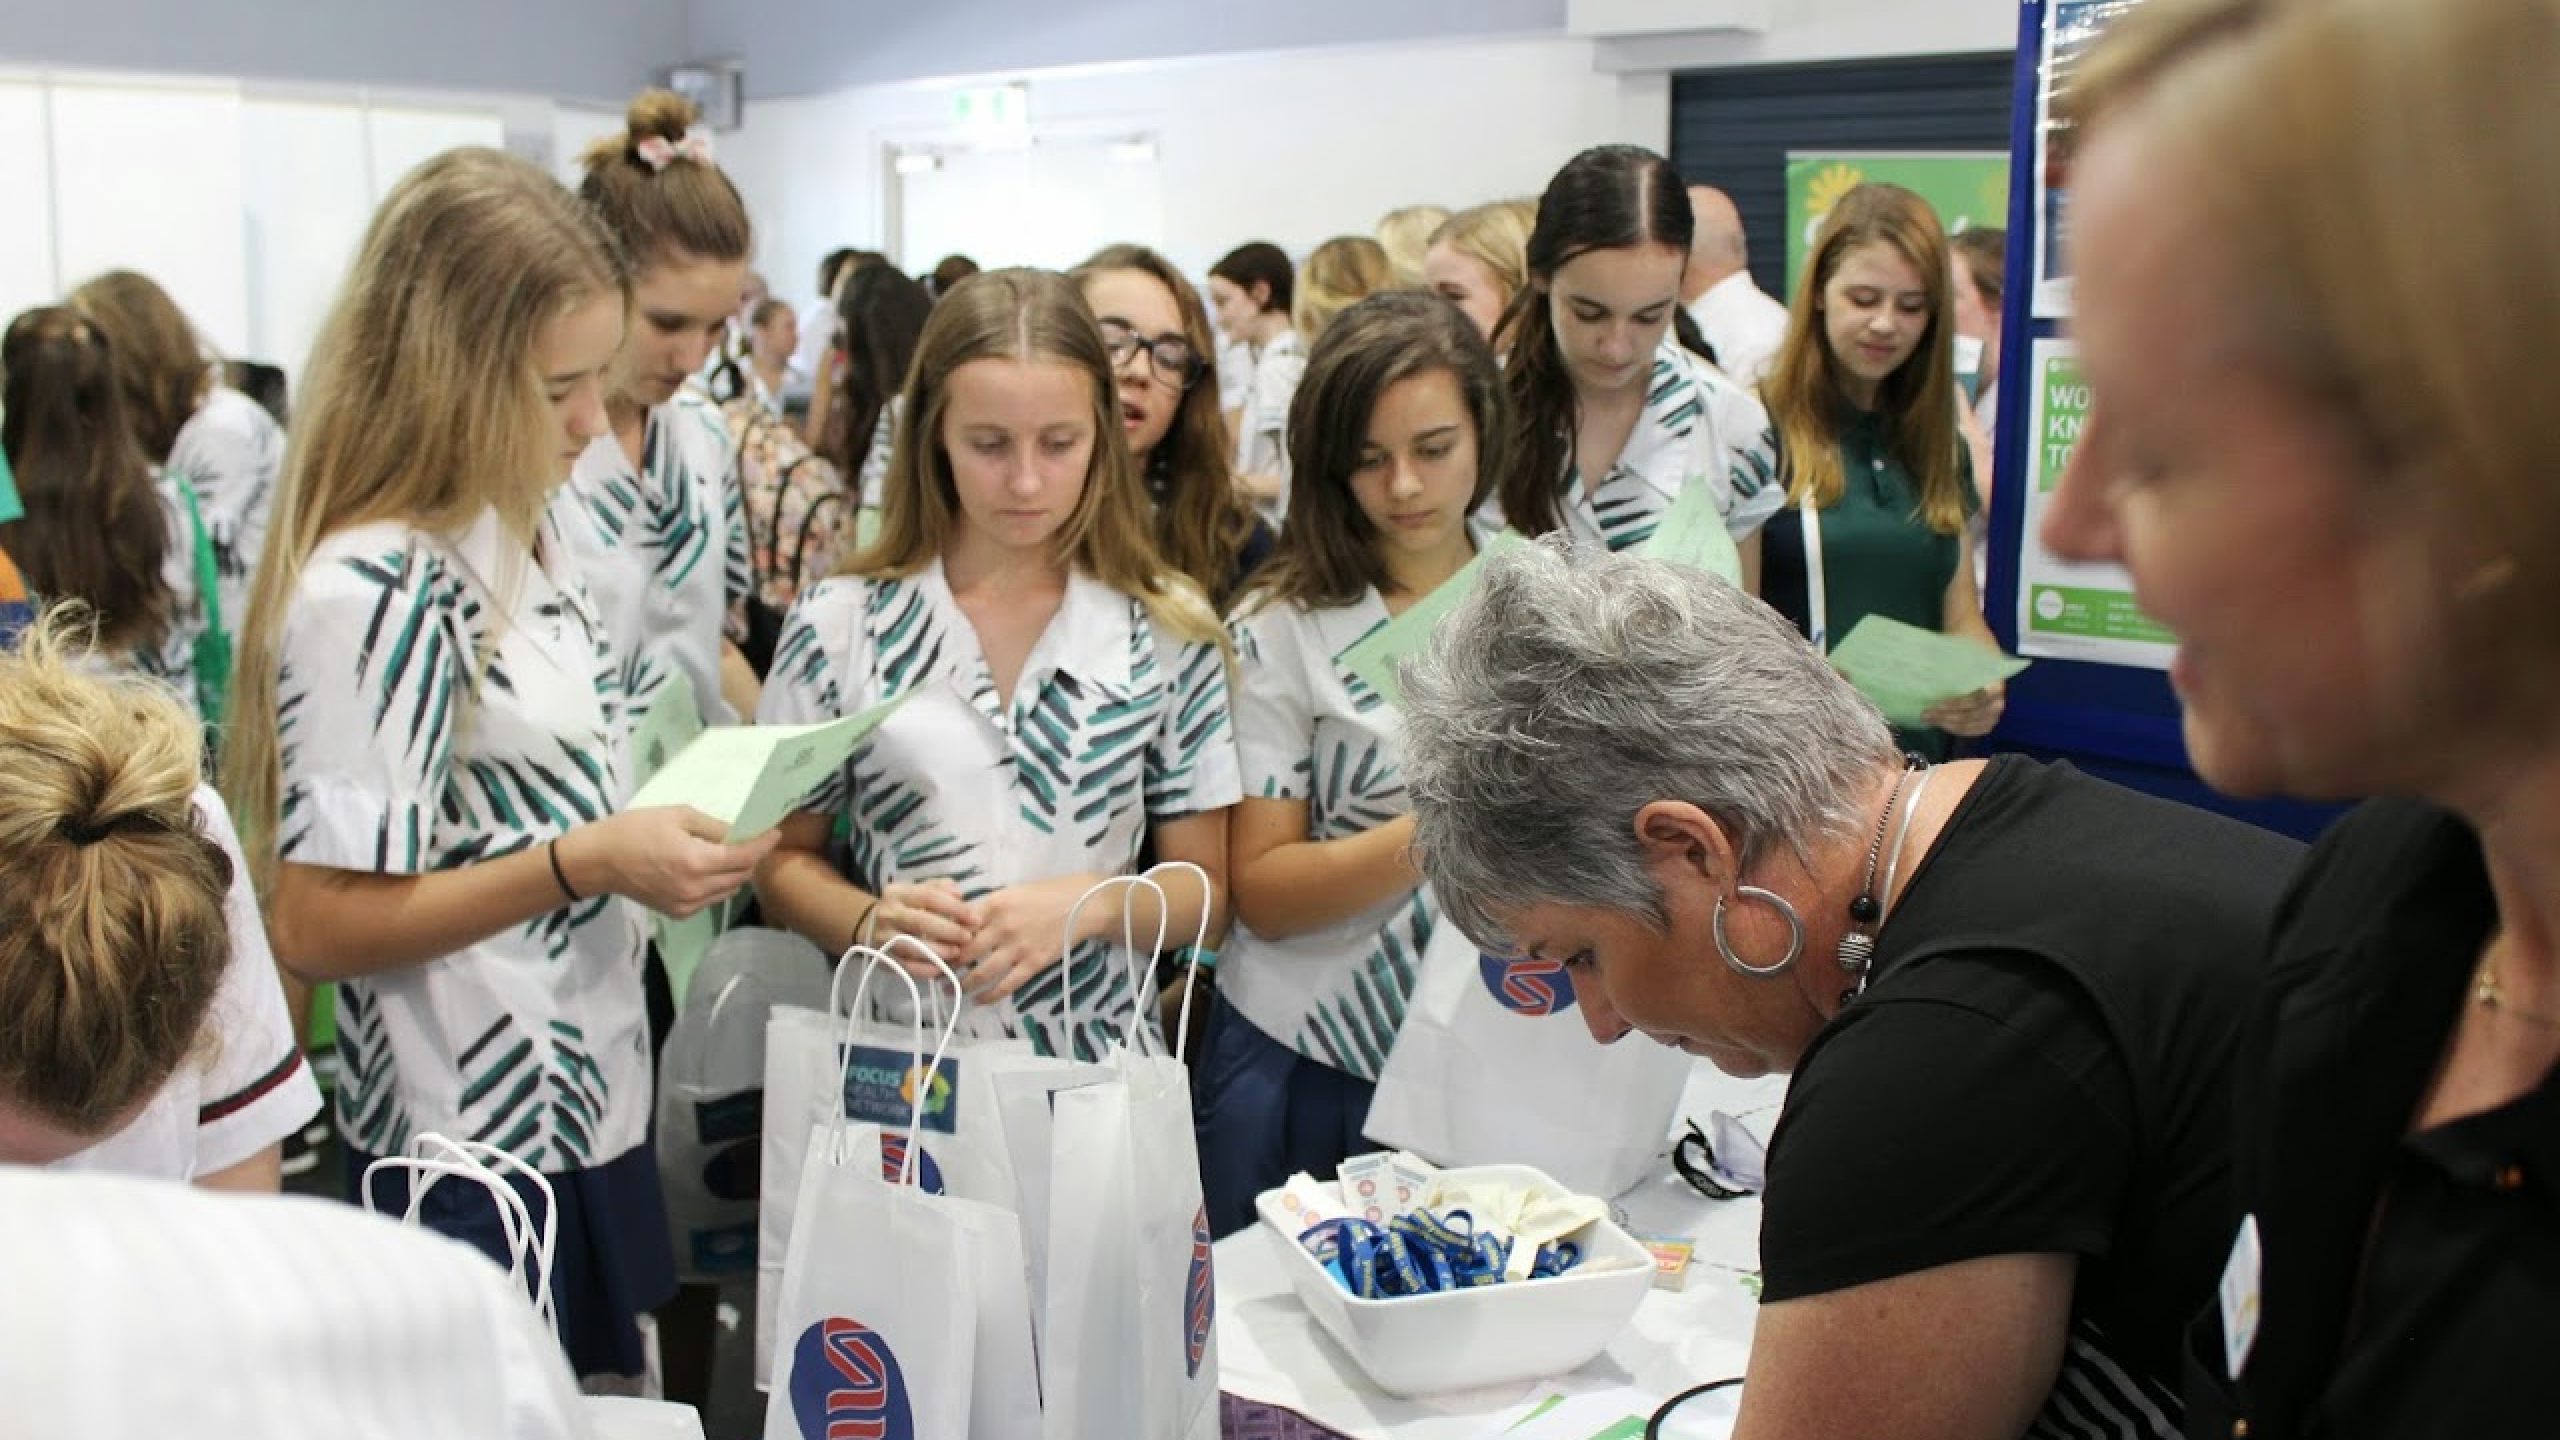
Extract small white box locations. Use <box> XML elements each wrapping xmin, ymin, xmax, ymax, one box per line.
<box><xmin>1253</xmin><ymin>1162</ymin><xmax>1654</xmax><ymax>1397</ymax></box>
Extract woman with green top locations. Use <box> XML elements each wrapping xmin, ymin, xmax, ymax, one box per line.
<box><xmin>1756</xmin><ymin>184</ymin><xmax>2004</xmax><ymax>758</ymax></box>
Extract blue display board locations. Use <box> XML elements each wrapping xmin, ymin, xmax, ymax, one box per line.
<box><xmin>1980</xmin><ymin>1</ymin><xmax>2342</xmax><ymax>841</ymax></box>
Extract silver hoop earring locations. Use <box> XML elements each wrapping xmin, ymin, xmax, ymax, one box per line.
<box><xmin>1715</xmin><ymin>886</ymin><xmax>1806</xmax><ymax>978</ymax></box>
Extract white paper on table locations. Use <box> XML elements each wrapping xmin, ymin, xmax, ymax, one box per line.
<box><xmin>1478</xmin><ymin>1382</ymin><xmax>1742</xmax><ymax>1439</ymax></box>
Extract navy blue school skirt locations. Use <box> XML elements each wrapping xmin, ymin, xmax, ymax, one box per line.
<box><xmin>1193</xmin><ymin>993</ymin><xmax>1378</xmax><ymax>1240</ymax></box>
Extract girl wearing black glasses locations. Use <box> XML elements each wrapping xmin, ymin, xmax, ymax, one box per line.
<box><xmin>1074</xmin><ymin>246</ymin><xmax>1271</xmax><ymax>607</ymax></box>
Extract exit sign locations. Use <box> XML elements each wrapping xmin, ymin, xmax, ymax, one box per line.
<box><xmin>951</xmin><ymin>84</ymin><xmax>1029</xmax><ymax>133</ymax></box>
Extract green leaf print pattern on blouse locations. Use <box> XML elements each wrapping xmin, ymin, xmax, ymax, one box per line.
<box><xmin>1570</xmin><ymin>345</ymin><xmax>1782</xmax><ymax>556</ymax></box>
<box><xmin>1299</xmin><ymin>640</ymin><xmax>1431</xmax><ymax>1079</ymax></box>
<box><xmin>772</xmin><ymin>572</ymin><xmax>1237</xmax><ymax>1062</ymax></box>
<box><xmin>558</xmin><ymin>394</ymin><xmax>750</xmax><ymax>720</ymax></box>
<box><xmin>278</xmin><ymin>532</ymin><xmax>636</xmax><ymax>1169</ymax></box>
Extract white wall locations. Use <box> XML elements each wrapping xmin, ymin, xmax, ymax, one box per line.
<box><xmin>1592</xmin><ymin>0</ymin><xmax>2020</xmax><ymax>70</ymax></box>
<box><xmin>721</xmin><ymin>35</ymin><xmax>1667</xmax><ymax>303</ymax></box>
<box><xmin>3</xmin><ymin>67</ymin><xmax>537</xmax><ymax>380</ymax></box>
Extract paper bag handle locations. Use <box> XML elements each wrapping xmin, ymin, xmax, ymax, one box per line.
<box><xmin>1141</xmin><ymin>859</ymin><xmax>1215</xmax><ymax>1060</ymax></box>
<box><xmin>828</xmin><ymin>942</ymin><xmax>963</xmax><ymax>1187</ymax></box>
<box><xmin>360</xmin><ymin>1136</ymin><xmax>558</xmax><ymax>1335</ymax></box>
<box><xmin>1059</xmin><ymin>873</ymin><xmax>1168</xmax><ymax>1049</ymax></box>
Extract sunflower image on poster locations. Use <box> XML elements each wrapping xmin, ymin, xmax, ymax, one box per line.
<box><xmin>1803</xmin><ymin>162</ymin><xmax>1867</xmax><ymax>245</ymax></box>
<box><xmin>1784</xmin><ymin>153</ymin><xmax>2013</xmax><ymax>294</ymax></box>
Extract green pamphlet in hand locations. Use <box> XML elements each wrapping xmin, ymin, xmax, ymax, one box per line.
<box><xmin>629</xmin><ymin>670</ymin><xmax>707</xmax><ymax>790</ymax></box>
<box><xmin>0</xmin><ymin>444</ymin><xmax>21</xmax><ymax>525</ymax></box>
<box><xmin>1337</xmin><ymin>530</ymin><xmax>1524</xmax><ymax>707</ymax></box>
<box><xmin>1827</xmin><ymin>614</ymin><xmax>2030</xmax><ymax>728</ymax></box>
<box><xmin>1638</xmin><ymin>477</ymin><xmax>1742</xmax><ymax>586</ymax></box>
<box><xmin>625</xmin><ymin>671</ymin><xmax>719</xmax><ymax>1001</ymax></box>
<box><xmin>629</xmin><ymin>687</ymin><xmax>916</xmax><ymax>842</ymax></box>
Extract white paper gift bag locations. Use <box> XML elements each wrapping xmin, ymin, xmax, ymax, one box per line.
<box><xmin>764</xmin><ymin>956</ymin><xmax>1000</xmax><ymax>1440</ymax></box>
<box><xmin>830</xmin><ymin>940</ymin><xmax>1040</xmax><ymax>1213</ymax></box>
<box><xmin>1364</xmin><ymin>916</ymin><xmax>1691</xmax><ymax>1197</ymax></box>
<box><xmin>755</xmin><ymin>935</ymin><xmax>1026</xmax><ymax>1385</ymax></box>
<box><xmin>363</xmin><ymin>1136</ymin><xmax>708</xmax><ymax>1436</ymax></box>
<box><xmin>1037</xmin><ymin>869</ymin><xmax>1220</xmax><ymax>1440</ymax></box>
<box><xmin>761</xmin><ymin>1120</ymin><xmax>977</xmax><ymax>1440</ymax></box>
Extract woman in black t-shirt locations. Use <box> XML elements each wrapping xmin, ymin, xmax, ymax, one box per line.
<box><xmin>1398</xmin><ymin>540</ymin><xmax>2301</xmax><ymax>1440</ymax></box>
<box><xmin>2041</xmin><ymin>3</ymin><xmax>2560</xmax><ymax>1436</ymax></box>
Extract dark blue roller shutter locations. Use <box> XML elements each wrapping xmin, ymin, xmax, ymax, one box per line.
<box><xmin>1669</xmin><ymin>53</ymin><xmax>2015</xmax><ymax>303</ymax></box>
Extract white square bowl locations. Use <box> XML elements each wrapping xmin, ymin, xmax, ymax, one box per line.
<box><xmin>1253</xmin><ymin>1162</ymin><xmax>1655</xmax><ymax>1397</ymax></box>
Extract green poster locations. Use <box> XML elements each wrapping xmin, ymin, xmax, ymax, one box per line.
<box><xmin>2037</xmin><ymin>351</ymin><xmax>2092</xmax><ymax>493</ymax></box>
<box><xmin>2014</xmin><ymin>337</ymin><xmax>2177</xmax><ymax>668</ymax></box>
<box><xmin>1784</xmin><ymin>152</ymin><xmax>2012</xmax><ymax>297</ymax></box>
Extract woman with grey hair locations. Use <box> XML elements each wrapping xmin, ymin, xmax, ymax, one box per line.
<box><xmin>1398</xmin><ymin>538</ymin><xmax>2300</xmax><ymax>1440</ymax></box>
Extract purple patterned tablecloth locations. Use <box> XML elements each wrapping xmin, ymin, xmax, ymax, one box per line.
<box><xmin>1222</xmin><ymin>1392</ymin><xmax>1355</xmax><ymax>1439</ymax></box>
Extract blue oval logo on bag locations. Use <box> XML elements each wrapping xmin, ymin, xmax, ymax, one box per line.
<box><xmin>1479</xmin><ymin>953</ymin><xmax>1576</xmax><ymax>1016</ymax></box>
<box><xmin>789</xmin><ymin>1317</ymin><xmax>916</xmax><ymax>1440</ymax></box>
<box><xmin>1185</xmin><ymin>1202</ymin><xmax>1216</xmax><ymax>1379</ymax></box>
<box><xmin>877</xmin><ymin>1132</ymin><xmax>947</xmax><ymax>1196</ymax></box>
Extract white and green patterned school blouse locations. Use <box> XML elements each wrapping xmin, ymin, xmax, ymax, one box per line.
<box><xmin>556</xmin><ymin>389</ymin><xmax>752</xmax><ymax>725</ymax></box>
<box><xmin>759</xmin><ymin>560</ymin><xmax>1244</xmax><ymax>1061</ymax></box>
<box><xmin>1549</xmin><ymin>340</ymin><xmax>1786</xmax><ymax>553</ymax></box>
<box><xmin>164</xmin><ymin>386</ymin><xmax>283</xmax><ymax>633</ymax></box>
<box><xmin>1219</xmin><ymin>584</ymin><xmax>1451</xmax><ymax>1081</ymax></box>
<box><xmin>275</xmin><ymin>509</ymin><xmax>649</xmax><ymax>1171</ymax></box>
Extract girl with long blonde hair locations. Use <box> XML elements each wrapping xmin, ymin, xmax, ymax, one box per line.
<box><xmin>1755</xmin><ymin>182</ymin><xmax>2002</xmax><ymax>758</ymax></box>
<box><xmin>1423</xmin><ymin>200</ymin><xmax>1535</xmax><ymax>346</ymax></box>
<box><xmin>223</xmin><ymin>146</ymin><xmax>772</xmax><ymax>1383</ymax></box>
<box><xmin>755</xmin><ymin>267</ymin><xmax>1241</xmax><ymax>1061</ymax></box>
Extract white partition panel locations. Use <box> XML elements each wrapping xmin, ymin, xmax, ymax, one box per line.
<box><xmin>240</xmin><ymin>98</ymin><xmax>371</xmax><ymax>379</ymax></box>
<box><xmin>48</xmin><ymin>79</ymin><xmax>250</xmax><ymax>355</ymax></box>
<box><xmin>553</xmin><ymin>103</ymin><xmax>626</xmax><ymax>187</ymax></box>
<box><xmin>0</xmin><ymin>81</ymin><xmax>56</xmax><ymax>326</ymax></box>
<box><xmin>365</xmin><ymin>105</ymin><xmax>507</xmax><ymax>201</ymax></box>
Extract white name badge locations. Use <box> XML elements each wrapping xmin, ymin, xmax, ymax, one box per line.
<box><xmin>2219</xmin><ymin>1213</ymin><xmax>2264</xmax><ymax>1381</ymax></box>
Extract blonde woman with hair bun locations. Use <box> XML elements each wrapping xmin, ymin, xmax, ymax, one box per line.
<box><xmin>559</xmin><ymin>87</ymin><xmax>760</xmax><ymax>729</ymax></box>
<box><xmin>756</xmin><ymin>268</ymin><xmax>1241</xmax><ymax>1063</ymax></box>
<box><xmin>1423</xmin><ymin>201</ymin><xmax>1536</xmax><ymax>346</ymax></box>
<box><xmin>0</xmin><ymin>608</ymin><xmax>319</xmax><ymax>1189</ymax></box>
<box><xmin>1373</xmin><ymin>203</ymin><xmax>1449</xmax><ymax>289</ymax></box>
<box><xmin>223</xmin><ymin>146</ymin><xmax>774</xmax><ymax>1383</ymax></box>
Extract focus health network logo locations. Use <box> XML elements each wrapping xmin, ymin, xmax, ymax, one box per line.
<box><xmin>841</xmin><ymin>1044</ymin><xmax>959</xmax><ymax>1134</ymax></box>
<box><xmin>789</xmin><ymin>1317</ymin><xmax>915</xmax><ymax>1440</ymax></box>
<box><xmin>1479</xmin><ymin>953</ymin><xmax>1577</xmax><ymax>1017</ymax></box>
